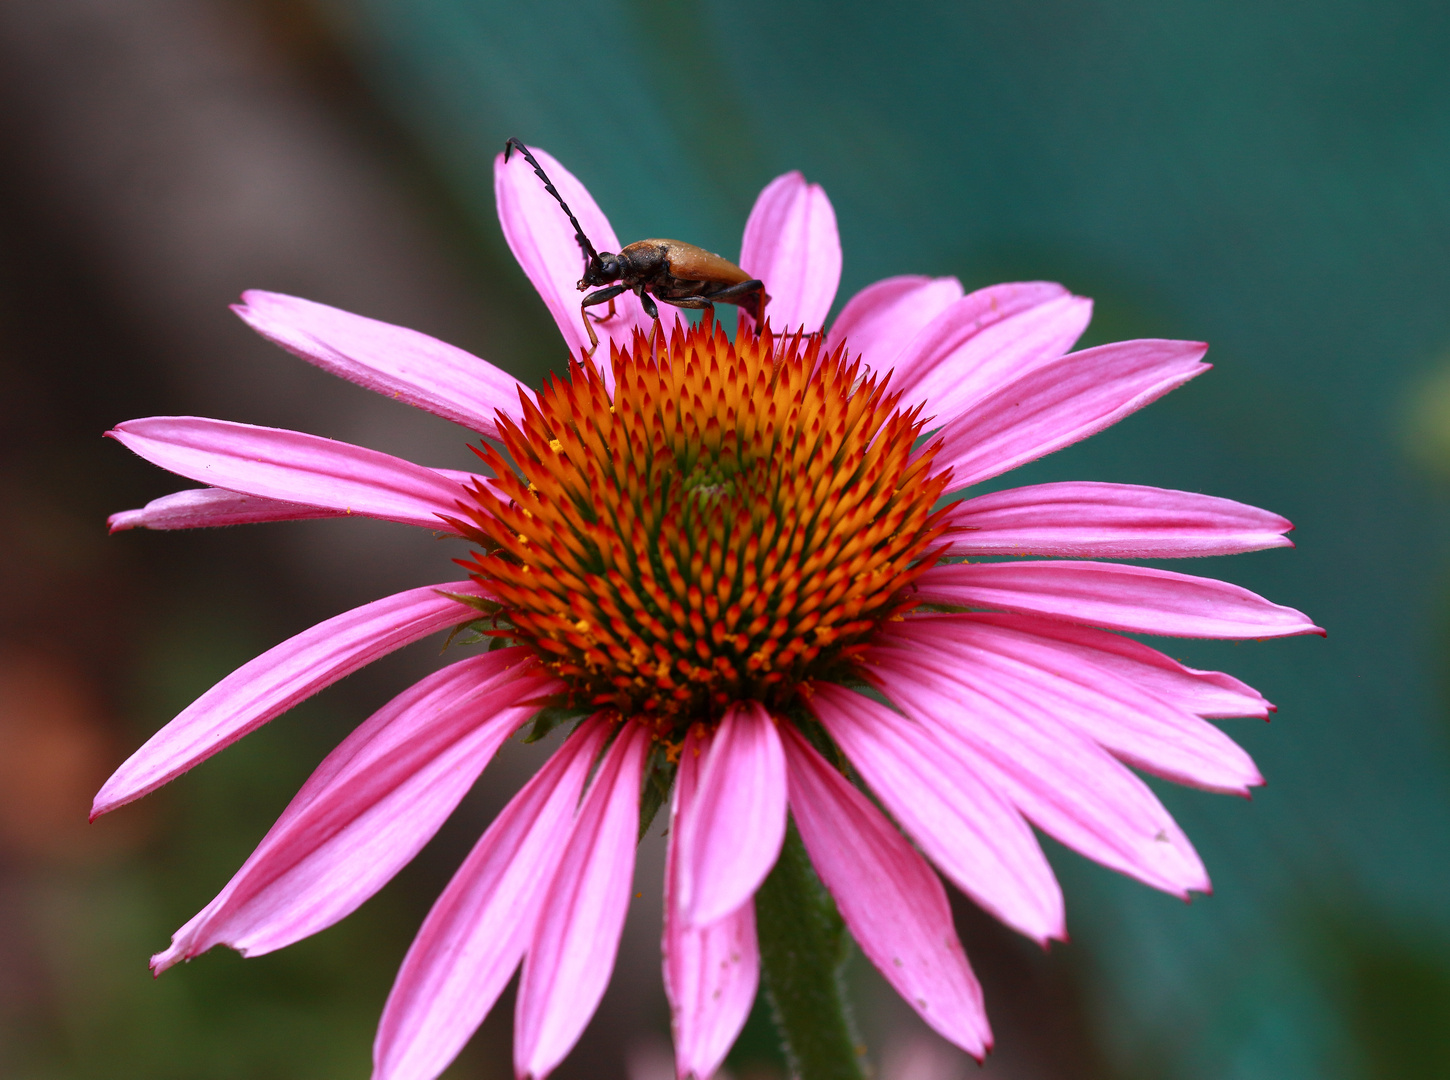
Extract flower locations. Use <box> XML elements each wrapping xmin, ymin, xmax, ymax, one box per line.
<box><xmin>98</xmin><ymin>145</ymin><xmax>1320</xmax><ymax>1080</ymax></box>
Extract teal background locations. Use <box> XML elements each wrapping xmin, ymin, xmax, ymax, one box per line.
<box><xmin>1</xmin><ymin>1</ymin><xmax>1447</xmax><ymax>1077</ymax></box>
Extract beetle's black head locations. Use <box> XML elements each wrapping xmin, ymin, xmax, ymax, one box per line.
<box><xmin>579</xmin><ymin>253</ymin><xmax>622</xmax><ymax>289</ymax></box>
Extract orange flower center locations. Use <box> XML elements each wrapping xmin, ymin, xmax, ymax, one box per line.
<box><xmin>455</xmin><ymin>317</ymin><xmax>951</xmax><ymax>739</ymax></box>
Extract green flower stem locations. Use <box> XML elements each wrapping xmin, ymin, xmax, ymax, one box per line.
<box><xmin>755</xmin><ymin>820</ymin><xmax>868</xmax><ymax>1080</ymax></box>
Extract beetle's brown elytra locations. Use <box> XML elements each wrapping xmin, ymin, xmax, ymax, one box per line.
<box><xmin>505</xmin><ymin>138</ymin><xmax>770</xmax><ymax>350</ymax></box>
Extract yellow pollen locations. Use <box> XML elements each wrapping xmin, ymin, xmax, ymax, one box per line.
<box><xmin>453</xmin><ymin>316</ymin><xmax>951</xmax><ymax>736</ymax></box>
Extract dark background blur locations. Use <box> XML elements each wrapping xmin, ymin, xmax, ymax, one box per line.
<box><xmin>1</xmin><ymin>2</ymin><xmax>1448</xmax><ymax>1078</ymax></box>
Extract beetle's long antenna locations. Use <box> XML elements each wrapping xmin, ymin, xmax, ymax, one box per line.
<box><xmin>504</xmin><ymin>137</ymin><xmax>600</xmax><ymax>266</ymax></box>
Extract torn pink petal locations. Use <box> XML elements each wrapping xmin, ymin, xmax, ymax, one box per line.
<box><xmin>373</xmin><ymin>718</ymin><xmax>612</xmax><ymax>1080</ymax></box>
<box><xmin>895</xmin><ymin>289</ymin><xmax>1092</xmax><ymax>427</ymax></box>
<box><xmin>824</xmin><ymin>275</ymin><xmax>963</xmax><ymax>370</ymax></box>
<box><xmin>91</xmin><ymin>581</ymin><xmax>489</xmax><ymax>818</ymax></box>
<box><xmin>109</xmin><ymin>487</ymin><xmax>342</xmax><ymax>532</ymax></box>
<box><xmin>935</xmin><ymin>611</ymin><xmax>1272</xmax><ymax>718</ymax></box>
<box><xmin>914</xmin><ymin>560</ymin><xmax>1323</xmax><ymax>639</ymax></box>
<box><xmin>108</xmin><ymin>468</ymin><xmax>497</xmax><ymax>534</ymax></box>
<box><xmin>515</xmin><ymin>722</ymin><xmax>649</xmax><ymax>1080</ymax></box>
<box><xmin>930</xmin><ymin>338</ymin><xmax>1210</xmax><ymax>490</ymax></box>
<box><xmin>664</xmin><ymin>726</ymin><xmax>760</xmax><ymax>1080</ymax></box>
<box><xmin>676</xmin><ymin>701</ymin><xmax>787</xmax><ymax>928</ymax></box>
<box><xmin>808</xmin><ymin>683</ymin><xmax>1063</xmax><ymax>943</ymax></box>
<box><xmin>108</xmin><ymin>417</ymin><xmax>469</xmax><ymax>530</ymax></box>
<box><xmin>232</xmin><ymin>291</ymin><xmax>524</xmax><ymax>437</ymax></box>
<box><xmin>495</xmin><ymin>146</ymin><xmax>671</xmax><ymax>359</ymax></box>
<box><xmin>153</xmin><ymin>651</ymin><xmax>559</xmax><ymax>972</ymax></box>
<box><xmin>943</xmin><ymin>481</ymin><xmax>1295</xmax><ymax>558</ymax></box>
<box><xmin>867</xmin><ymin>647</ymin><xmax>1209</xmax><ymax>897</ymax></box>
<box><xmin>881</xmin><ymin>617</ymin><xmax>1263</xmax><ymax>794</ymax></box>
<box><xmin>739</xmin><ymin>172</ymin><xmax>841</xmax><ymax>333</ymax></box>
<box><xmin>782</xmin><ymin>724</ymin><xmax>991</xmax><ymax>1059</ymax></box>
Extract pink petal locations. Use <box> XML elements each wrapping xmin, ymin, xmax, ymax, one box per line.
<box><xmin>109</xmin><ymin>487</ymin><xmax>342</xmax><ymax>532</ymax></box>
<box><xmin>781</xmin><ymin>724</ymin><xmax>990</xmax><ymax>1059</ymax></box>
<box><xmin>739</xmin><ymin>172</ymin><xmax>841</xmax><ymax>333</ymax></box>
<box><xmin>232</xmin><ymin>291</ymin><xmax>524</xmax><ymax>437</ymax></box>
<box><xmin>914</xmin><ymin>560</ymin><xmax>1323</xmax><ymax>639</ymax></box>
<box><xmin>885</xmin><ymin>281</ymin><xmax>1066</xmax><ymax>393</ymax></box>
<box><xmin>943</xmin><ymin>481</ymin><xmax>1295</xmax><ymax>558</ymax></box>
<box><xmin>108</xmin><ymin>417</ymin><xmax>469</xmax><ymax>530</ymax></box>
<box><xmin>894</xmin><ymin>287</ymin><xmax>1092</xmax><ymax>426</ymax></box>
<box><xmin>153</xmin><ymin>651</ymin><xmax>559</xmax><ymax>972</ymax></box>
<box><xmin>824</xmin><ymin>275</ymin><xmax>963</xmax><ymax>370</ymax></box>
<box><xmin>940</xmin><ymin>611</ymin><xmax>1272</xmax><ymax>718</ymax></box>
<box><xmin>663</xmin><ymin>726</ymin><xmax>760</xmax><ymax>1080</ymax></box>
<box><xmin>881</xmin><ymin>617</ymin><xmax>1263</xmax><ymax>794</ymax></box>
<box><xmin>808</xmin><ymin>683</ymin><xmax>1063</xmax><ymax>943</ymax></box>
<box><xmin>495</xmin><ymin>146</ymin><xmax>671</xmax><ymax>359</ymax></box>
<box><xmin>676</xmin><ymin>701</ymin><xmax>787</xmax><ymax>928</ymax></box>
<box><xmin>866</xmin><ymin>647</ymin><xmax>1209</xmax><ymax>896</ymax></box>
<box><xmin>108</xmin><ymin>469</ymin><xmax>496</xmax><ymax>534</ymax></box>
<box><xmin>91</xmin><ymin>581</ymin><xmax>489</xmax><ymax>817</ymax></box>
<box><xmin>515</xmin><ymin>722</ymin><xmax>650</xmax><ymax>1080</ymax></box>
<box><xmin>373</xmin><ymin>717</ymin><xmax>612</xmax><ymax>1080</ymax></box>
<box><xmin>930</xmin><ymin>339</ymin><xmax>1210</xmax><ymax>490</ymax></box>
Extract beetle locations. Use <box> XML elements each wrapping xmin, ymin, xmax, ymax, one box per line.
<box><xmin>505</xmin><ymin>138</ymin><xmax>769</xmax><ymax>350</ymax></box>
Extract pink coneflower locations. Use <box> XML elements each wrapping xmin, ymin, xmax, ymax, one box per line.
<box><xmin>98</xmin><ymin>145</ymin><xmax>1319</xmax><ymax>1080</ymax></box>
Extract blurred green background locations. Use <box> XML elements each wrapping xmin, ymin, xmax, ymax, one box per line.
<box><xmin>1</xmin><ymin>1</ymin><xmax>1447</xmax><ymax>1078</ymax></box>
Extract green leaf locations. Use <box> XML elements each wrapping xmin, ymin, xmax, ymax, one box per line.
<box><xmin>433</xmin><ymin>589</ymin><xmax>503</xmax><ymax>615</ymax></box>
<box><xmin>522</xmin><ymin>705</ymin><xmax>590</xmax><ymax>744</ymax></box>
<box><xmin>637</xmin><ymin>743</ymin><xmax>678</xmax><ymax>841</ymax></box>
<box><xmin>441</xmin><ymin>618</ymin><xmax>489</xmax><ymax>650</ymax></box>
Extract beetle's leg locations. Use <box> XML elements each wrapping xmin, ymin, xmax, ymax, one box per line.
<box><xmin>707</xmin><ymin>279</ymin><xmax>769</xmax><ymax>327</ymax></box>
<box><xmin>662</xmin><ymin>281</ymin><xmax>768</xmax><ymax>323</ymax></box>
<box><xmin>635</xmin><ymin>284</ymin><xmax>660</xmax><ymax>321</ymax></box>
<box><xmin>580</xmin><ymin>284</ymin><xmax>629</xmax><ymax>350</ymax></box>
<box><xmin>582</xmin><ymin>284</ymin><xmax>628</xmax><ymax>312</ymax></box>
<box><xmin>660</xmin><ymin>280</ymin><xmax>769</xmax><ymax>332</ymax></box>
<box><xmin>657</xmin><ymin>296</ymin><xmax>721</xmax><ymax>341</ymax></box>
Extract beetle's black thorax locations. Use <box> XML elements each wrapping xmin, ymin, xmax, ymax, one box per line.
<box><xmin>616</xmin><ymin>242</ymin><xmax>670</xmax><ymax>286</ymax></box>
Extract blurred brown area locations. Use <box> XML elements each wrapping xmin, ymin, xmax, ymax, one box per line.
<box><xmin>0</xmin><ymin>648</ymin><xmax>135</xmax><ymax>862</ymax></box>
<box><xmin>0</xmin><ymin>1</ymin><xmax>1106</xmax><ymax>1077</ymax></box>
